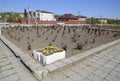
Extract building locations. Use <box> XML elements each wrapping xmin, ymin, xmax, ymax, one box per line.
<box><xmin>0</xmin><ymin>13</ymin><xmax>2</xmax><ymax>19</ymax></box>
<box><xmin>19</xmin><ymin>13</ymin><xmax>24</xmax><ymax>18</ymax></box>
<box><xmin>58</xmin><ymin>14</ymin><xmax>77</xmax><ymax>21</ymax></box>
<box><xmin>97</xmin><ymin>18</ymin><xmax>108</xmax><ymax>24</ymax></box>
<box><xmin>77</xmin><ymin>15</ymin><xmax>87</xmax><ymax>22</ymax></box>
<box><xmin>29</xmin><ymin>10</ymin><xmax>56</xmax><ymax>21</ymax></box>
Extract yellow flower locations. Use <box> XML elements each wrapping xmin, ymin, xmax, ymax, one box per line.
<box><xmin>54</xmin><ymin>49</ymin><xmax>57</xmax><ymax>52</ymax></box>
<box><xmin>42</xmin><ymin>50</ymin><xmax>49</xmax><ymax>56</ymax></box>
<box><xmin>38</xmin><ymin>46</ymin><xmax>63</xmax><ymax>55</ymax></box>
<box><xmin>59</xmin><ymin>48</ymin><xmax>63</xmax><ymax>52</ymax></box>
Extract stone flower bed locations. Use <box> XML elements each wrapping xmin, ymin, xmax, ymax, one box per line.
<box><xmin>33</xmin><ymin>46</ymin><xmax>65</xmax><ymax>65</ymax></box>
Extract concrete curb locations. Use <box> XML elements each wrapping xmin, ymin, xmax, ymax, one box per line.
<box><xmin>0</xmin><ymin>35</ymin><xmax>48</xmax><ymax>80</ymax></box>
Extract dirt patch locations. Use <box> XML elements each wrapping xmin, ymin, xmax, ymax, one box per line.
<box><xmin>1</xmin><ymin>26</ymin><xmax>120</xmax><ymax>58</ymax></box>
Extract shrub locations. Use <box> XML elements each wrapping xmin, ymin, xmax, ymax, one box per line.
<box><xmin>62</xmin><ymin>44</ymin><xmax>67</xmax><ymax>51</ymax></box>
<box><xmin>76</xmin><ymin>43</ymin><xmax>83</xmax><ymax>50</ymax></box>
<box><xmin>92</xmin><ymin>39</ymin><xmax>95</xmax><ymax>43</ymax></box>
<box><xmin>27</xmin><ymin>44</ymin><xmax>31</xmax><ymax>50</ymax></box>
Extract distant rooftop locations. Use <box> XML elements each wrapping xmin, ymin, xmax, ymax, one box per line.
<box><xmin>59</xmin><ymin>14</ymin><xmax>77</xmax><ymax>19</ymax></box>
<box><xmin>35</xmin><ymin>10</ymin><xmax>53</xmax><ymax>14</ymax></box>
<box><xmin>76</xmin><ymin>15</ymin><xmax>86</xmax><ymax>18</ymax></box>
<box><xmin>97</xmin><ymin>18</ymin><xmax>108</xmax><ymax>20</ymax></box>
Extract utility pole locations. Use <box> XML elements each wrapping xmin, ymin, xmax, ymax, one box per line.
<box><xmin>26</xmin><ymin>0</ymin><xmax>31</xmax><ymax>25</ymax></box>
<box><xmin>3</xmin><ymin>0</ymin><xmax>7</xmax><ymax>27</ymax></box>
<box><xmin>32</xmin><ymin>12</ymin><xmax>37</xmax><ymax>26</ymax></box>
<box><xmin>0</xmin><ymin>26</ymin><xmax>1</xmax><ymax>35</ymax></box>
<box><xmin>27</xmin><ymin>6</ymin><xmax>30</xmax><ymax>25</ymax></box>
<box><xmin>116</xmin><ymin>18</ymin><xmax>118</xmax><ymax>25</ymax></box>
<box><xmin>90</xmin><ymin>17</ymin><xmax>92</xmax><ymax>28</ymax></box>
<box><xmin>100</xmin><ymin>15</ymin><xmax>103</xmax><ymax>29</ymax></box>
<box><xmin>0</xmin><ymin>1</ymin><xmax>6</xmax><ymax>34</ymax></box>
<box><xmin>78</xmin><ymin>11</ymin><xmax>80</xmax><ymax>26</ymax></box>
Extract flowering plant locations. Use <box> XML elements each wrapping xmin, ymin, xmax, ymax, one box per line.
<box><xmin>37</xmin><ymin>46</ymin><xmax>63</xmax><ymax>56</ymax></box>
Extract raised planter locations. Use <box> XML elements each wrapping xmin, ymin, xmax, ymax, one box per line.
<box><xmin>33</xmin><ymin>46</ymin><xmax>65</xmax><ymax>65</ymax></box>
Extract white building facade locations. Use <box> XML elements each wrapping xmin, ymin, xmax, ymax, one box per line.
<box><xmin>98</xmin><ymin>18</ymin><xmax>108</xmax><ymax>24</ymax></box>
<box><xmin>30</xmin><ymin>10</ymin><xmax>56</xmax><ymax>21</ymax></box>
<box><xmin>78</xmin><ymin>16</ymin><xmax>87</xmax><ymax>22</ymax></box>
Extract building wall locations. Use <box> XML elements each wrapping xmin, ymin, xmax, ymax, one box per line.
<box><xmin>19</xmin><ymin>14</ymin><xmax>24</xmax><ymax>18</ymax></box>
<box><xmin>78</xmin><ymin>18</ymin><xmax>86</xmax><ymax>22</ymax></box>
<box><xmin>13</xmin><ymin>20</ymin><xmax>86</xmax><ymax>24</ymax></box>
<box><xmin>34</xmin><ymin>12</ymin><xmax>56</xmax><ymax>21</ymax></box>
<box><xmin>99</xmin><ymin>20</ymin><xmax>107</xmax><ymax>24</ymax></box>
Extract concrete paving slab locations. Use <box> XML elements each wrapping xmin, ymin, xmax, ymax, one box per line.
<box><xmin>42</xmin><ymin>42</ymin><xmax>120</xmax><ymax>81</ymax></box>
<box><xmin>0</xmin><ymin>64</ymin><xmax>13</xmax><ymax>72</ymax></box>
<box><xmin>3</xmin><ymin>74</ymin><xmax>19</xmax><ymax>81</ymax></box>
<box><xmin>0</xmin><ymin>40</ymin><xmax>37</xmax><ymax>81</ymax></box>
<box><xmin>1</xmin><ymin>69</ymin><xmax>16</xmax><ymax>78</ymax></box>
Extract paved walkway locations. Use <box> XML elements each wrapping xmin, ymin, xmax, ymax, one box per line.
<box><xmin>43</xmin><ymin>43</ymin><xmax>120</xmax><ymax>81</ymax></box>
<box><xmin>0</xmin><ymin>40</ymin><xmax>37</xmax><ymax>81</ymax></box>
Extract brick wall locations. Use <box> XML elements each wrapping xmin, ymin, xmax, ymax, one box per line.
<box><xmin>13</xmin><ymin>20</ymin><xmax>86</xmax><ymax>24</ymax></box>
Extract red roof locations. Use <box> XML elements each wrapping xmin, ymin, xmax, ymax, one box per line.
<box><xmin>59</xmin><ymin>14</ymin><xmax>77</xmax><ymax>19</ymax></box>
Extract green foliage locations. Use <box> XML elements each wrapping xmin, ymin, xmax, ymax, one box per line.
<box><xmin>1</xmin><ymin>13</ymin><xmax>7</xmax><ymax>21</ymax></box>
<box><xmin>54</xmin><ymin>14</ymin><xmax>61</xmax><ymax>20</ymax></box>
<box><xmin>1</xmin><ymin>12</ymin><xmax>22</xmax><ymax>23</ymax></box>
<box><xmin>107</xmin><ymin>19</ymin><xmax>120</xmax><ymax>24</ymax></box>
<box><xmin>41</xmin><ymin>72</ymin><xmax>44</xmax><ymax>80</ymax></box>
<box><xmin>86</xmin><ymin>17</ymin><xmax>100</xmax><ymax>24</ymax></box>
<box><xmin>38</xmin><ymin>46</ymin><xmax>63</xmax><ymax>56</ymax></box>
<box><xmin>24</xmin><ymin>9</ymin><xmax>28</xmax><ymax>19</ymax></box>
<box><xmin>87</xmin><ymin>18</ymin><xmax>120</xmax><ymax>25</ymax></box>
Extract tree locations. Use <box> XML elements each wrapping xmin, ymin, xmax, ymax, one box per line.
<box><xmin>1</xmin><ymin>13</ymin><xmax>7</xmax><ymax>21</ymax></box>
<box><xmin>24</xmin><ymin>8</ymin><xmax>28</xmax><ymax>20</ymax></box>
<box><xmin>14</xmin><ymin>13</ymin><xmax>22</xmax><ymax>20</ymax></box>
<box><xmin>107</xmin><ymin>19</ymin><xmax>120</xmax><ymax>24</ymax></box>
<box><xmin>54</xmin><ymin>14</ymin><xmax>61</xmax><ymax>21</ymax></box>
<box><xmin>86</xmin><ymin>17</ymin><xmax>100</xmax><ymax>24</ymax></box>
<box><xmin>7</xmin><ymin>13</ymin><xmax>13</xmax><ymax>22</ymax></box>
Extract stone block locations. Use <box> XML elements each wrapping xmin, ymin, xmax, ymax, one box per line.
<box><xmin>3</xmin><ymin>74</ymin><xmax>19</xmax><ymax>81</ymax></box>
<box><xmin>45</xmin><ymin>64</ymin><xmax>59</xmax><ymax>72</ymax></box>
<box><xmin>1</xmin><ymin>64</ymin><xmax>13</xmax><ymax>72</ymax></box>
<box><xmin>2</xmin><ymin>69</ymin><xmax>16</xmax><ymax>77</ymax></box>
<box><xmin>34</xmin><ymin>69</ymin><xmax>48</xmax><ymax>80</ymax></box>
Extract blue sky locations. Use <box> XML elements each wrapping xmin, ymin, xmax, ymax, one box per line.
<box><xmin>0</xmin><ymin>0</ymin><xmax>120</xmax><ymax>19</ymax></box>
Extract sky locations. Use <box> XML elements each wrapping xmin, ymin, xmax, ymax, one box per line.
<box><xmin>0</xmin><ymin>0</ymin><xmax>120</xmax><ymax>19</ymax></box>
